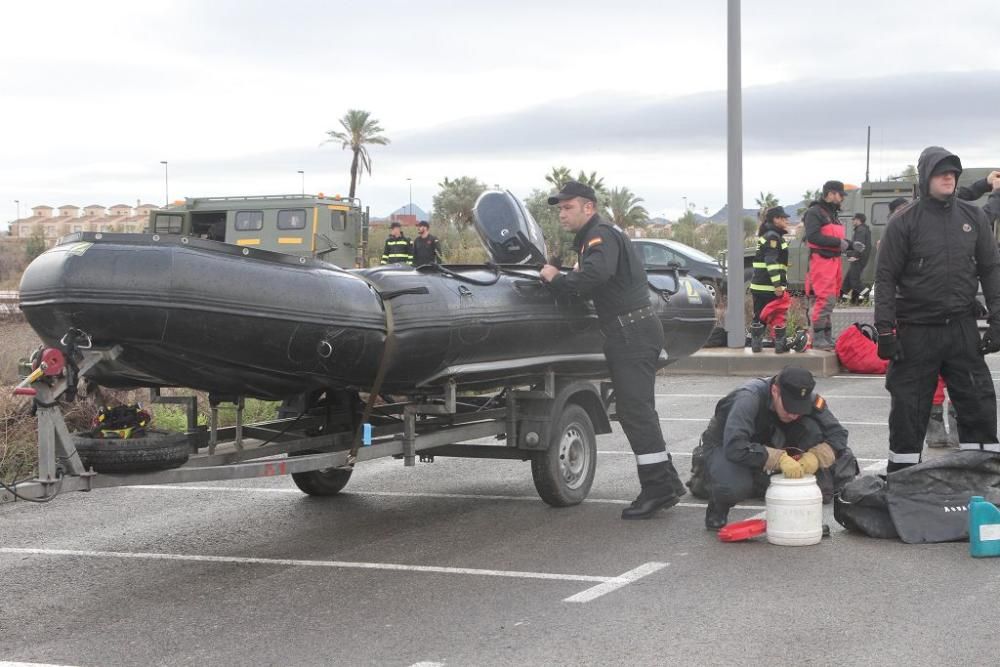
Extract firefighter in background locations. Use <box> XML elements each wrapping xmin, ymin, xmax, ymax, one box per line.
<box><xmin>803</xmin><ymin>181</ymin><xmax>865</xmax><ymax>350</ymax></box>
<box><xmin>381</xmin><ymin>221</ymin><xmax>413</xmax><ymax>265</ymax></box>
<box><xmin>749</xmin><ymin>206</ymin><xmax>792</xmax><ymax>353</ymax></box>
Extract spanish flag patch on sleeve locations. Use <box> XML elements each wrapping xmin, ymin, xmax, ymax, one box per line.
<box><xmin>814</xmin><ymin>395</ymin><xmax>826</xmax><ymax>412</ymax></box>
<box><xmin>587</xmin><ymin>238</ymin><xmax>603</xmax><ymax>248</ymax></box>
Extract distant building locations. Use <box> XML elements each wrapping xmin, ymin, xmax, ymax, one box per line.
<box><xmin>9</xmin><ymin>202</ymin><xmax>158</xmax><ymax>246</ymax></box>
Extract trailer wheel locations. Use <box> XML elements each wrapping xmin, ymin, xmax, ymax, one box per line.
<box><xmin>290</xmin><ymin>452</ymin><xmax>353</xmax><ymax>496</ymax></box>
<box><xmin>531</xmin><ymin>403</ymin><xmax>596</xmax><ymax>507</ymax></box>
<box><xmin>73</xmin><ymin>429</ymin><xmax>190</xmax><ymax>474</ymax></box>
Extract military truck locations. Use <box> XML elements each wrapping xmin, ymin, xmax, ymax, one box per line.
<box><xmin>733</xmin><ymin>168</ymin><xmax>997</xmax><ymax>292</ymax></box>
<box><xmin>146</xmin><ymin>194</ymin><xmax>369</xmax><ymax>268</ymax></box>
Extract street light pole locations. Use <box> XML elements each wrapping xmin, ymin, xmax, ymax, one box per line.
<box><xmin>159</xmin><ymin>161</ymin><xmax>169</xmax><ymax>207</ymax></box>
<box><xmin>297</xmin><ymin>170</ymin><xmax>305</xmax><ymax>196</ymax></box>
<box><xmin>407</xmin><ymin>177</ymin><xmax>412</xmax><ymax>217</ymax></box>
<box><xmin>725</xmin><ymin>0</ymin><xmax>745</xmax><ymax>348</ymax></box>
<box><xmin>14</xmin><ymin>199</ymin><xmax>20</xmax><ymax>221</ymax></box>
<box><xmin>682</xmin><ymin>196</ymin><xmax>688</xmax><ymax>214</ymax></box>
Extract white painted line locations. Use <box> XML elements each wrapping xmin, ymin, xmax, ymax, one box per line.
<box><xmin>658</xmin><ymin>417</ymin><xmax>887</xmax><ymax>426</ymax></box>
<box><xmin>862</xmin><ymin>460</ymin><xmax>887</xmax><ymax>473</ymax></box>
<box><xmin>0</xmin><ymin>547</ymin><xmax>609</xmax><ymax>584</ymax></box>
<box><xmin>564</xmin><ymin>562</ymin><xmax>669</xmax><ymax>603</ymax></box>
<box><xmin>596</xmin><ymin>451</ymin><xmax>884</xmax><ymax>464</ymax></box>
<box><xmin>0</xmin><ymin>663</ymin><xmax>80</xmax><ymax>667</ymax></box>
<box><xmin>121</xmin><ymin>485</ymin><xmax>764</xmax><ymax>510</ymax></box>
<box><xmin>409</xmin><ymin>662</ymin><xmax>445</xmax><ymax>667</ymax></box>
<box><xmin>656</xmin><ymin>393</ymin><xmax>889</xmax><ymax>400</ymax></box>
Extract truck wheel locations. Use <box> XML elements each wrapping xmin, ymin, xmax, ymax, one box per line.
<box><xmin>531</xmin><ymin>404</ymin><xmax>596</xmax><ymax>507</ymax></box>
<box><xmin>290</xmin><ymin>452</ymin><xmax>353</xmax><ymax>496</ymax></box>
<box><xmin>701</xmin><ymin>279</ymin><xmax>719</xmax><ymax>301</ymax></box>
<box><xmin>73</xmin><ymin>429</ymin><xmax>190</xmax><ymax>474</ymax></box>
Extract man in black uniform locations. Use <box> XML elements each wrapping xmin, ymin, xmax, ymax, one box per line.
<box><xmin>381</xmin><ymin>221</ymin><xmax>413</xmax><ymax>265</ymax></box>
<box><xmin>875</xmin><ymin>147</ymin><xmax>1000</xmax><ymax>472</ymax></box>
<box><xmin>841</xmin><ymin>213</ymin><xmax>872</xmax><ymax>304</ymax></box>
<box><xmin>749</xmin><ymin>206</ymin><xmax>791</xmax><ymax>353</ymax></box>
<box><xmin>412</xmin><ymin>220</ymin><xmax>442</xmax><ymax>266</ymax></box>
<box><xmin>540</xmin><ymin>181</ymin><xmax>685</xmax><ymax>519</ymax></box>
<box><xmin>690</xmin><ymin>367</ymin><xmax>852</xmax><ymax>530</ymax></box>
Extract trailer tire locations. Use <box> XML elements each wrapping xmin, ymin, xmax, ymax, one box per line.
<box><xmin>290</xmin><ymin>455</ymin><xmax>353</xmax><ymax>496</ymax></box>
<box><xmin>531</xmin><ymin>403</ymin><xmax>596</xmax><ymax>507</ymax></box>
<box><xmin>73</xmin><ymin>429</ymin><xmax>190</xmax><ymax>474</ymax></box>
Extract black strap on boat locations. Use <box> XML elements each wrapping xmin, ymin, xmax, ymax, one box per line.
<box><xmin>345</xmin><ymin>279</ymin><xmax>397</xmax><ymax>468</ymax></box>
<box><xmin>380</xmin><ymin>286</ymin><xmax>429</xmax><ymax>300</ymax></box>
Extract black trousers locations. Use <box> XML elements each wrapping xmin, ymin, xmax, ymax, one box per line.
<box><xmin>840</xmin><ymin>260</ymin><xmax>867</xmax><ymax>302</ymax></box>
<box><xmin>604</xmin><ymin>315</ymin><xmax>679</xmax><ymax>497</ymax></box>
<box><xmin>706</xmin><ymin>417</ymin><xmax>824</xmax><ymax>508</ymax></box>
<box><xmin>886</xmin><ymin>318</ymin><xmax>998</xmax><ymax>471</ymax></box>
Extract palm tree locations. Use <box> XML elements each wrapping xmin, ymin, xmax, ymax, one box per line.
<box><xmin>605</xmin><ymin>187</ymin><xmax>649</xmax><ymax>228</ymax></box>
<box><xmin>544</xmin><ymin>166</ymin><xmax>573</xmax><ymax>189</ymax></box>
<box><xmin>322</xmin><ymin>110</ymin><xmax>390</xmax><ymax>199</ymax></box>
<box><xmin>755</xmin><ymin>191</ymin><xmax>779</xmax><ymax>222</ymax></box>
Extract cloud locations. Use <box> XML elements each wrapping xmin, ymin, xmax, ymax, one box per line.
<box><xmin>389</xmin><ymin>70</ymin><xmax>1000</xmax><ymax>158</ymax></box>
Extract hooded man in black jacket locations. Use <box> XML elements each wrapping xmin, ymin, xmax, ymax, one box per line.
<box><xmin>874</xmin><ymin>146</ymin><xmax>1000</xmax><ymax>472</ymax></box>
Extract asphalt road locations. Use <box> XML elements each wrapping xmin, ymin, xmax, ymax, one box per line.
<box><xmin>3</xmin><ymin>365</ymin><xmax>1000</xmax><ymax>666</ymax></box>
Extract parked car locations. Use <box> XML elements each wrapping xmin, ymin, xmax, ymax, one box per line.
<box><xmin>634</xmin><ymin>238</ymin><xmax>726</xmax><ymax>300</ymax></box>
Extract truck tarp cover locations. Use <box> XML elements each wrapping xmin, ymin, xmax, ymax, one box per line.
<box><xmin>835</xmin><ymin>451</ymin><xmax>1000</xmax><ymax>543</ymax></box>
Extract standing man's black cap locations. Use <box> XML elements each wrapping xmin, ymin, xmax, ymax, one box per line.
<box><xmin>888</xmin><ymin>197</ymin><xmax>908</xmax><ymax>214</ymax></box>
<box><xmin>822</xmin><ymin>180</ymin><xmax>847</xmax><ymax>196</ymax></box>
<box><xmin>776</xmin><ymin>366</ymin><xmax>816</xmax><ymax>415</ymax></box>
<box><xmin>417</xmin><ymin>220</ymin><xmax>429</xmax><ymax>228</ymax></box>
<box><xmin>390</xmin><ymin>221</ymin><xmax>402</xmax><ymax>229</ymax></box>
<box><xmin>765</xmin><ymin>206</ymin><xmax>790</xmax><ymax>223</ymax></box>
<box><xmin>548</xmin><ymin>181</ymin><xmax>598</xmax><ymax>205</ymax></box>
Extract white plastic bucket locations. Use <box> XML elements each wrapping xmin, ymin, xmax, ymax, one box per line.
<box><xmin>765</xmin><ymin>474</ymin><xmax>823</xmax><ymax>546</ymax></box>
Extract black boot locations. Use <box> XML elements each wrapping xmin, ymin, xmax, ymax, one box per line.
<box><xmin>705</xmin><ymin>500</ymin><xmax>730</xmax><ymax>531</ymax></box>
<box><xmin>789</xmin><ymin>329</ymin><xmax>808</xmax><ymax>352</ymax></box>
<box><xmin>622</xmin><ymin>460</ymin><xmax>683</xmax><ymax>520</ymax></box>
<box><xmin>750</xmin><ymin>322</ymin><xmax>765</xmax><ymax>353</ymax></box>
<box><xmin>774</xmin><ymin>327</ymin><xmax>788</xmax><ymax>354</ymax></box>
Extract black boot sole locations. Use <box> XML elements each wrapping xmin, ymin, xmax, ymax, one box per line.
<box><xmin>621</xmin><ymin>494</ymin><xmax>681</xmax><ymax>520</ymax></box>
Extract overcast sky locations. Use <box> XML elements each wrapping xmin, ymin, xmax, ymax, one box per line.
<box><xmin>3</xmin><ymin>0</ymin><xmax>1000</xmax><ymax>230</ymax></box>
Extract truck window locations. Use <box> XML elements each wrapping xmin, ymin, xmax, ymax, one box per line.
<box><xmin>154</xmin><ymin>214</ymin><xmax>183</xmax><ymax>234</ymax></box>
<box><xmin>278</xmin><ymin>209</ymin><xmax>306</xmax><ymax>230</ymax></box>
<box><xmin>331</xmin><ymin>210</ymin><xmax>346</xmax><ymax>231</ymax></box>
<box><xmin>871</xmin><ymin>202</ymin><xmax>891</xmax><ymax>226</ymax></box>
<box><xmin>235</xmin><ymin>211</ymin><xmax>263</xmax><ymax>231</ymax></box>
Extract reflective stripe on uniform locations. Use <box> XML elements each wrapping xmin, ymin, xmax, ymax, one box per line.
<box><xmin>887</xmin><ymin>451</ymin><xmax>921</xmax><ymax>463</ymax></box>
<box><xmin>959</xmin><ymin>442</ymin><xmax>1000</xmax><ymax>452</ymax></box>
<box><xmin>750</xmin><ymin>284</ymin><xmax>777</xmax><ymax>292</ymax></box>
<box><xmin>635</xmin><ymin>451</ymin><xmax>671</xmax><ymax>465</ymax></box>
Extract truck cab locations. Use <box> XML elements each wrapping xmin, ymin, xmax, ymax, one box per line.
<box><xmin>146</xmin><ymin>194</ymin><xmax>369</xmax><ymax>269</ymax></box>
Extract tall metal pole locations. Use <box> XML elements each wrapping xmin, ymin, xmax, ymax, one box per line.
<box><xmin>407</xmin><ymin>177</ymin><xmax>413</xmax><ymax>216</ymax></box>
<box><xmin>14</xmin><ymin>199</ymin><xmax>20</xmax><ymax>221</ymax></box>
<box><xmin>298</xmin><ymin>170</ymin><xmax>305</xmax><ymax>196</ymax></box>
<box><xmin>725</xmin><ymin>0</ymin><xmax>745</xmax><ymax>348</ymax></box>
<box><xmin>160</xmin><ymin>161</ymin><xmax>169</xmax><ymax>207</ymax></box>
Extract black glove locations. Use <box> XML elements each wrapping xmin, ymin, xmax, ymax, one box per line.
<box><xmin>877</xmin><ymin>332</ymin><xmax>902</xmax><ymax>361</ymax></box>
<box><xmin>851</xmin><ymin>241</ymin><xmax>866</xmax><ymax>253</ymax></box>
<box><xmin>980</xmin><ymin>326</ymin><xmax>1000</xmax><ymax>355</ymax></box>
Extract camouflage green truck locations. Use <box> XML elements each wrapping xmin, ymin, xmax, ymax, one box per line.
<box><xmin>146</xmin><ymin>194</ymin><xmax>370</xmax><ymax>268</ymax></box>
<box><xmin>733</xmin><ymin>168</ymin><xmax>998</xmax><ymax>293</ymax></box>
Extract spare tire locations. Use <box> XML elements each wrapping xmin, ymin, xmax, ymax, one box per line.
<box><xmin>73</xmin><ymin>429</ymin><xmax>190</xmax><ymax>474</ymax></box>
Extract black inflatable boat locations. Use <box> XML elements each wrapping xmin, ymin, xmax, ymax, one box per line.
<box><xmin>18</xmin><ymin>192</ymin><xmax>716</xmax><ymax>399</ymax></box>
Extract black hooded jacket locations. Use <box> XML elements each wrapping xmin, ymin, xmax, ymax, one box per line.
<box><xmin>802</xmin><ymin>199</ymin><xmax>845</xmax><ymax>259</ymax></box>
<box><xmin>874</xmin><ymin>146</ymin><xmax>1000</xmax><ymax>329</ymax></box>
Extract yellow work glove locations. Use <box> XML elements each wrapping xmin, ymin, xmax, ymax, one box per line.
<box><xmin>764</xmin><ymin>446</ymin><xmax>785</xmax><ymax>472</ymax></box>
<box><xmin>778</xmin><ymin>452</ymin><xmax>804</xmax><ymax>479</ymax></box>
<box><xmin>799</xmin><ymin>442</ymin><xmax>837</xmax><ymax>474</ymax></box>
<box><xmin>798</xmin><ymin>451</ymin><xmax>820</xmax><ymax>475</ymax></box>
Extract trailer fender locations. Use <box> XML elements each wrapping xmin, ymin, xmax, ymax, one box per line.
<box><xmin>516</xmin><ymin>380</ymin><xmax>611</xmax><ymax>450</ymax></box>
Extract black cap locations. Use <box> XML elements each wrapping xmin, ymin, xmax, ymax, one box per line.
<box><xmin>390</xmin><ymin>221</ymin><xmax>402</xmax><ymax>229</ymax></box>
<box><xmin>417</xmin><ymin>220</ymin><xmax>429</xmax><ymax>228</ymax></box>
<box><xmin>888</xmin><ymin>197</ymin><xmax>908</xmax><ymax>214</ymax></box>
<box><xmin>777</xmin><ymin>367</ymin><xmax>815</xmax><ymax>415</ymax></box>
<box><xmin>853</xmin><ymin>213</ymin><xmax>866</xmax><ymax>223</ymax></box>
<box><xmin>931</xmin><ymin>156</ymin><xmax>963</xmax><ymax>177</ymax></box>
<box><xmin>548</xmin><ymin>181</ymin><xmax>597</xmax><ymax>205</ymax></box>
<box><xmin>822</xmin><ymin>180</ymin><xmax>846</xmax><ymax>196</ymax></box>
<box><xmin>765</xmin><ymin>206</ymin><xmax>790</xmax><ymax>223</ymax></box>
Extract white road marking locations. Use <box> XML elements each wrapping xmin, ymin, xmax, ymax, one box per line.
<box><xmin>564</xmin><ymin>562</ymin><xmax>669</xmax><ymax>603</ymax></box>
<box><xmin>121</xmin><ymin>485</ymin><xmax>764</xmax><ymax>510</ymax></box>
<box><xmin>596</xmin><ymin>451</ymin><xmax>884</xmax><ymax>464</ymax></box>
<box><xmin>656</xmin><ymin>393</ymin><xmax>889</xmax><ymax>400</ymax></box>
<box><xmin>658</xmin><ymin>417</ymin><xmax>886</xmax><ymax>426</ymax></box>
<box><xmin>0</xmin><ymin>663</ymin><xmax>80</xmax><ymax>667</ymax></box>
<box><xmin>409</xmin><ymin>662</ymin><xmax>445</xmax><ymax>667</ymax></box>
<box><xmin>0</xmin><ymin>548</ymin><xmax>665</xmax><ymax>605</ymax></box>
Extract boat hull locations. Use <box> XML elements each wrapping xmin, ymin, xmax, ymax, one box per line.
<box><xmin>19</xmin><ymin>234</ymin><xmax>716</xmax><ymax>398</ymax></box>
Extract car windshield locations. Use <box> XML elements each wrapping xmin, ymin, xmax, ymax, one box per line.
<box><xmin>664</xmin><ymin>241</ymin><xmax>717</xmax><ymax>264</ymax></box>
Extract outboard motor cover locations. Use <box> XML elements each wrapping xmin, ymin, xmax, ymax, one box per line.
<box><xmin>473</xmin><ymin>190</ymin><xmax>548</xmax><ymax>264</ymax></box>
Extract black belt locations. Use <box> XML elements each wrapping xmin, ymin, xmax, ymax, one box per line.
<box><xmin>609</xmin><ymin>305</ymin><xmax>654</xmax><ymax>329</ymax></box>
